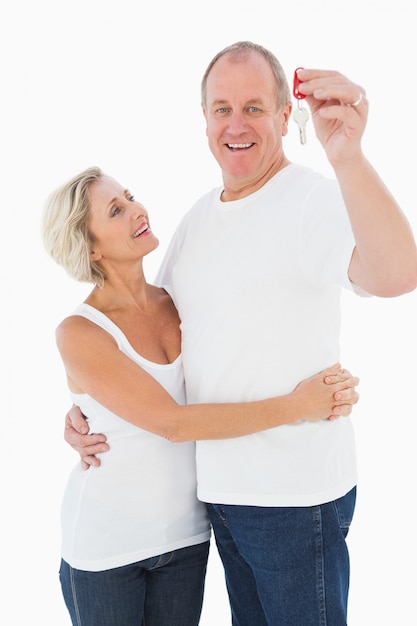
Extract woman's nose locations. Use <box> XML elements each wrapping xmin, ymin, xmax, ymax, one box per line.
<box><xmin>131</xmin><ymin>205</ymin><xmax>148</xmax><ymax>221</ymax></box>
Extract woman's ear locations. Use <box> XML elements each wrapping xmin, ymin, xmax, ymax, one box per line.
<box><xmin>90</xmin><ymin>248</ymin><xmax>102</xmax><ymax>261</ymax></box>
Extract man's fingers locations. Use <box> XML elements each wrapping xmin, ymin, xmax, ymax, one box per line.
<box><xmin>66</xmin><ymin>407</ymin><xmax>90</xmax><ymax>434</ymax></box>
<box><xmin>64</xmin><ymin>427</ymin><xmax>107</xmax><ymax>448</ymax></box>
<box><xmin>81</xmin><ymin>455</ymin><xmax>102</xmax><ymax>469</ymax></box>
<box><xmin>79</xmin><ymin>441</ymin><xmax>110</xmax><ymax>455</ymax></box>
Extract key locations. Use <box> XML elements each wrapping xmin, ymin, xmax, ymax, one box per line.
<box><xmin>292</xmin><ymin>68</ymin><xmax>309</xmax><ymax>145</ymax></box>
<box><xmin>293</xmin><ymin>103</ymin><xmax>309</xmax><ymax>145</ymax></box>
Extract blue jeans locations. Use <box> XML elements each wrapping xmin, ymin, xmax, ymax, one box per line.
<box><xmin>59</xmin><ymin>540</ymin><xmax>210</xmax><ymax>626</ymax></box>
<box><xmin>206</xmin><ymin>487</ymin><xmax>356</xmax><ymax>626</ymax></box>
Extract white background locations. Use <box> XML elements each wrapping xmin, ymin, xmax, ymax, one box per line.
<box><xmin>1</xmin><ymin>1</ymin><xmax>416</xmax><ymax>623</ymax></box>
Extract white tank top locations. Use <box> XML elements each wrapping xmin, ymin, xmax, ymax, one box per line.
<box><xmin>60</xmin><ymin>303</ymin><xmax>210</xmax><ymax>572</ymax></box>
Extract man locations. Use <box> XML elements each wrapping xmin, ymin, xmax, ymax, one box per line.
<box><xmin>66</xmin><ymin>42</ymin><xmax>417</xmax><ymax>624</ymax></box>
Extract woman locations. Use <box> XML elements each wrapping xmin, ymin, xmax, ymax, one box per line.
<box><xmin>42</xmin><ymin>166</ymin><xmax>358</xmax><ymax>626</ymax></box>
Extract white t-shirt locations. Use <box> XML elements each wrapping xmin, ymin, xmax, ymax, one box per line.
<box><xmin>156</xmin><ymin>163</ymin><xmax>361</xmax><ymax>507</ymax></box>
<box><xmin>60</xmin><ymin>303</ymin><xmax>210</xmax><ymax>572</ymax></box>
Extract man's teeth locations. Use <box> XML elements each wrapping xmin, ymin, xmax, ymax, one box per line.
<box><xmin>227</xmin><ymin>143</ymin><xmax>253</xmax><ymax>148</ymax></box>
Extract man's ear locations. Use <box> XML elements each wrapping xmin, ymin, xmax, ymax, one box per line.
<box><xmin>202</xmin><ymin>106</ymin><xmax>209</xmax><ymax>138</ymax></box>
<box><xmin>281</xmin><ymin>102</ymin><xmax>292</xmax><ymax>137</ymax></box>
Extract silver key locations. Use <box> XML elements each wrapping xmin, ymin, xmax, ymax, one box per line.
<box><xmin>293</xmin><ymin>102</ymin><xmax>309</xmax><ymax>145</ymax></box>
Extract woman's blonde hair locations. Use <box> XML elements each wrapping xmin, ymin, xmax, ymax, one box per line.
<box><xmin>41</xmin><ymin>166</ymin><xmax>106</xmax><ymax>287</ymax></box>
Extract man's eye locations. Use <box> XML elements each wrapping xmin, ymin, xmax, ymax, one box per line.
<box><xmin>216</xmin><ymin>107</ymin><xmax>228</xmax><ymax>114</ymax></box>
<box><xmin>248</xmin><ymin>106</ymin><xmax>260</xmax><ymax>113</ymax></box>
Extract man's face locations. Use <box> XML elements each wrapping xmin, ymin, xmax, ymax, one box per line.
<box><xmin>203</xmin><ymin>51</ymin><xmax>291</xmax><ymax>200</ymax></box>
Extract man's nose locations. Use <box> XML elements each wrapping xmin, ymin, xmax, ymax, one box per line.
<box><xmin>227</xmin><ymin>112</ymin><xmax>246</xmax><ymax>133</ymax></box>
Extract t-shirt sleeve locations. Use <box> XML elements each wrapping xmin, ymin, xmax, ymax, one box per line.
<box><xmin>298</xmin><ymin>179</ymin><xmax>360</xmax><ymax>292</ymax></box>
<box><xmin>154</xmin><ymin>216</ymin><xmax>188</xmax><ymax>299</ymax></box>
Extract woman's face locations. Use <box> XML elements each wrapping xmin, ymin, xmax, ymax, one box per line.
<box><xmin>87</xmin><ymin>175</ymin><xmax>159</xmax><ymax>266</ymax></box>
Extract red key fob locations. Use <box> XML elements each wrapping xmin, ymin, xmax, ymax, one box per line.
<box><xmin>293</xmin><ymin>67</ymin><xmax>305</xmax><ymax>100</ymax></box>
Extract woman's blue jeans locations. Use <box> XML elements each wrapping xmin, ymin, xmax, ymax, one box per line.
<box><xmin>206</xmin><ymin>487</ymin><xmax>356</xmax><ymax>626</ymax></box>
<box><xmin>59</xmin><ymin>540</ymin><xmax>210</xmax><ymax>626</ymax></box>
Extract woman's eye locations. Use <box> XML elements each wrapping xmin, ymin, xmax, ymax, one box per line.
<box><xmin>111</xmin><ymin>207</ymin><xmax>121</xmax><ymax>217</ymax></box>
<box><xmin>128</xmin><ymin>194</ymin><xmax>135</xmax><ymax>202</ymax></box>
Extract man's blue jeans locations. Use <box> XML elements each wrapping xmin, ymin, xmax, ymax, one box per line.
<box><xmin>206</xmin><ymin>487</ymin><xmax>356</xmax><ymax>626</ymax></box>
<box><xmin>59</xmin><ymin>540</ymin><xmax>209</xmax><ymax>626</ymax></box>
